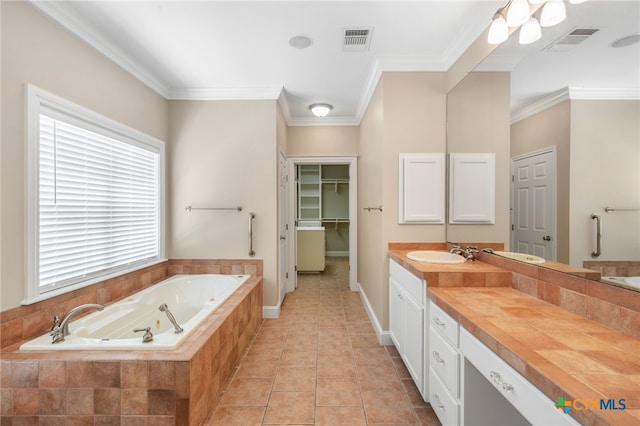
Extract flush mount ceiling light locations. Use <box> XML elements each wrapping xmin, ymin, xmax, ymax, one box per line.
<box><xmin>309</xmin><ymin>103</ymin><xmax>333</xmax><ymax>117</ymax></box>
<box><xmin>289</xmin><ymin>35</ymin><xmax>313</xmax><ymax>49</ymax></box>
<box><xmin>488</xmin><ymin>0</ymin><xmax>585</xmax><ymax>46</ymax></box>
<box><xmin>611</xmin><ymin>34</ymin><xmax>640</xmax><ymax>48</ymax></box>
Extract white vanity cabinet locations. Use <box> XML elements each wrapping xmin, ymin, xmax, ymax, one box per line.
<box><xmin>428</xmin><ymin>301</ymin><xmax>461</xmax><ymax>426</ymax></box>
<box><xmin>389</xmin><ymin>259</ymin><xmax>427</xmax><ymax>399</ymax></box>
<box><xmin>460</xmin><ymin>327</ymin><xmax>581</xmax><ymax>426</ymax></box>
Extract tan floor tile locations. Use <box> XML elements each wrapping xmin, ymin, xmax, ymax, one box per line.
<box><xmin>280</xmin><ymin>349</ymin><xmax>317</xmax><ymax>367</ymax></box>
<box><xmin>218</xmin><ymin>378</ymin><xmax>273</xmax><ymax>406</ymax></box>
<box><xmin>401</xmin><ymin>379</ymin><xmax>428</xmax><ymax>408</ymax></box>
<box><xmin>316</xmin><ymin>378</ymin><xmax>362</xmax><ymax>406</ymax></box>
<box><xmin>315</xmin><ymin>406</ymin><xmax>366</xmax><ymax>426</ymax></box>
<box><xmin>273</xmin><ymin>375</ymin><xmax>316</xmax><ymax>392</ymax></box>
<box><xmin>362</xmin><ymin>390</ymin><xmax>417</xmax><ymax>424</ymax></box>
<box><xmin>207</xmin><ymin>406</ymin><xmax>265</xmax><ymax>425</ymax></box>
<box><xmin>264</xmin><ymin>391</ymin><xmax>315</xmax><ymax>424</ymax></box>
<box><xmin>236</xmin><ymin>356</ymin><xmax>279</xmax><ymax>378</ymax></box>
<box><xmin>318</xmin><ymin>357</ymin><xmax>356</xmax><ymax>378</ymax></box>
<box><xmin>415</xmin><ymin>406</ymin><xmax>442</xmax><ymax>425</ymax></box>
<box><xmin>358</xmin><ymin>364</ymin><xmax>398</xmax><ymax>378</ymax></box>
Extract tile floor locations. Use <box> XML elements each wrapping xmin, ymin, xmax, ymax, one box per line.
<box><xmin>205</xmin><ymin>258</ymin><xmax>441</xmax><ymax>425</ymax></box>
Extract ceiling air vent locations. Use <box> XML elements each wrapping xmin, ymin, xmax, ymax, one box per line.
<box><xmin>544</xmin><ymin>28</ymin><xmax>599</xmax><ymax>52</ymax></box>
<box><xmin>343</xmin><ymin>28</ymin><xmax>373</xmax><ymax>52</ymax></box>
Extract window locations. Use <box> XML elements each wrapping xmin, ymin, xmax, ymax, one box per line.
<box><xmin>25</xmin><ymin>85</ymin><xmax>165</xmax><ymax>304</ymax></box>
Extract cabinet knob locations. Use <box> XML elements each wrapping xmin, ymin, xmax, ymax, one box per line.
<box><xmin>432</xmin><ymin>316</ymin><xmax>445</xmax><ymax>327</ymax></box>
<box><xmin>431</xmin><ymin>394</ymin><xmax>445</xmax><ymax>410</ymax></box>
<box><xmin>490</xmin><ymin>371</ymin><xmax>514</xmax><ymax>392</ymax></box>
<box><xmin>432</xmin><ymin>351</ymin><xmax>445</xmax><ymax>365</ymax></box>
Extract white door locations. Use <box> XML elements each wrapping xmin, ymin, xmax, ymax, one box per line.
<box><xmin>278</xmin><ymin>150</ymin><xmax>289</xmax><ymax>305</ymax></box>
<box><xmin>511</xmin><ymin>148</ymin><xmax>556</xmax><ymax>260</ymax></box>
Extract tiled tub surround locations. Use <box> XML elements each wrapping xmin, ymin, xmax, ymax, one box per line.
<box><xmin>0</xmin><ymin>259</ymin><xmax>263</xmax><ymax>425</ymax></box>
<box><xmin>583</xmin><ymin>260</ymin><xmax>640</xmax><ymax>278</ymax></box>
<box><xmin>429</xmin><ymin>287</ymin><xmax>640</xmax><ymax>426</ymax></box>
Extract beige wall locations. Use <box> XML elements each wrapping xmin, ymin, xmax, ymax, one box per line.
<box><xmin>570</xmin><ymin>99</ymin><xmax>640</xmax><ymax>265</ymax></box>
<box><xmin>511</xmin><ymin>101</ymin><xmax>571</xmax><ymax>263</ymax></box>
<box><xmin>0</xmin><ymin>1</ymin><xmax>169</xmax><ymax>310</ymax></box>
<box><xmin>287</xmin><ymin>126</ymin><xmax>359</xmax><ymax>157</ymax></box>
<box><xmin>446</xmin><ymin>72</ymin><xmax>511</xmax><ymax>247</ymax></box>
<box><xmin>359</xmin><ymin>72</ymin><xmax>447</xmax><ymax>330</ymax></box>
<box><xmin>168</xmin><ymin>100</ymin><xmax>280</xmax><ymax>307</ymax></box>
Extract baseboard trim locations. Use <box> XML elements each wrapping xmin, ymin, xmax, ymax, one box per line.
<box><xmin>263</xmin><ymin>305</ymin><xmax>280</xmax><ymax>319</ymax></box>
<box><xmin>358</xmin><ymin>282</ymin><xmax>393</xmax><ymax>346</ymax></box>
<box><xmin>326</xmin><ymin>251</ymin><xmax>349</xmax><ymax>257</ymax></box>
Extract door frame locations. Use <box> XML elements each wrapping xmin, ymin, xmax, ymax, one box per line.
<box><xmin>510</xmin><ymin>146</ymin><xmax>557</xmax><ymax>260</ymax></box>
<box><xmin>287</xmin><ymin>156</ymin><xmax>358</xmax><ymax>292</ymax></box>
<box><xmin>278</xmin><ymin>149</ymin><xmax>289</xmax><ymax>307</ymax></box>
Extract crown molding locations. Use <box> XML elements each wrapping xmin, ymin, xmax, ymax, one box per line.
<box><xmin>511</xmin><ymin>87</ymin><xmax>640</xmax><ymax>123</ymax></box>
<box><xmin>28</xmin><ymin>0</ymin><xmax>172</xmax><ymax>98</ymax></box>
<box><xmin>168</xmin><ymin>87</ymin><xmax>283</xmax><ymax>100</ymax></box>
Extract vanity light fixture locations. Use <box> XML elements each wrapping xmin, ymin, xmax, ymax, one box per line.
<box><xmin>309</xmin><ymin>103</ymin><xmax>333</xmax><ymax>117</ymax></box>
<box><xmin>519</xmin><ymin>16</ymin><xmax>542</xmax><ymax>44</ymax></box>
<box><xmin>506</xmin><ymin>0</ymin><xmax>531</xmax><ymax>27</ymax></box>
<box><xmin>488</xmin><ymin>0</ymin><xmax>585</xmax><ymax>45</ymax></box>
<box><xmin>540</xmin><ymin>0</ymin><xmax>566</xmax><ymax>27</ymax></box>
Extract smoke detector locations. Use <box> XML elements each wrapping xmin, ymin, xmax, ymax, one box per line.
<box><xmin>544</xmin><ymin>28</ymin><xmax>599</xmax><ymax>52</ymax></box>
<box><xmin>343</xmin><ymin>28</ymin><xmax>373</xmax><ymax>52</ymax></box>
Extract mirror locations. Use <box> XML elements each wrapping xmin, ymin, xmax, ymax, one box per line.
<box><xmin>446</xmin><ymin>0</ymin><xmax>640</xmax><ymax>291</ymax></box>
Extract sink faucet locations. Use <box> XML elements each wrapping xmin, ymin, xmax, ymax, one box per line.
<box><xmin>51</xmin><ymin>303</ymin><xmax>104</xmax><ymax>344</ymax></box>
<box><xmin>449</xmin><ymin>245</ymin><xmax>479</xmax><ymax>261</ymax></box>
<box><xmin>159</xmin><ymin>303</ymin><xmax>183</xmax><ymax>333</ymax></box>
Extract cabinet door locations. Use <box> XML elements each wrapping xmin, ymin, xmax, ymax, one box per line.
<box><xmin>403</xmin><ymin>293</ymin><xmax>424</xmax><ymax>390</ymax></box>
<box><xmin>398</xmin><ymin>153</ymin><xmax>445</xmax><ymax>224</ymax></box>
<box><xmin>449</xmin><ymin>153</ymin><xmax>495</xmax><ymax>224</ymax></box>
<box><xmin>388</xmin><ymin>277</ymin><xmax>404</xmax><ymax>350</ymax></box>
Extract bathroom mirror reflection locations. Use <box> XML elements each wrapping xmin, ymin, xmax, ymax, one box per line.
<box><xmin>446</xmin><ymin>0</ymin><xmax>640</xmax><ymax>291</ymax></box>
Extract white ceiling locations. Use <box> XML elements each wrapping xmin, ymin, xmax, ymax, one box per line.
<box><xmin>31</xmin><ymin>1</ymin><xmax>639</xmax><ymax>126</ymax></box>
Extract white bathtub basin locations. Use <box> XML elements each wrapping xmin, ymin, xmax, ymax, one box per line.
<box><xmin>406</xmin><ymin>250</ymin><xmax>466</xmax><ymax>264</ymax></box>
<box><xmin>602</xmin><ymin>276</ymin><xmax>640</xmax><ymax>290</ymax></box>
<box><xmin>19</xmin><ymin>274</ymin><xmax>249</xmax><ymax>350</ymax></box>
<box><xmin>493</xmin><ymin>251</ymin><xmax>545</xmax><ymax>264</ymax></box>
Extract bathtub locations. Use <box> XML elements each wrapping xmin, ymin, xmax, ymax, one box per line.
<box><xmin>19</xmin><ymin>274</ymin><xmax>249</xmax><ymax>350</ymax></box>
<box><xmin>602</xmin><ymin>276</ymin><xmax>640</xmax><ymax>291</ymax></box>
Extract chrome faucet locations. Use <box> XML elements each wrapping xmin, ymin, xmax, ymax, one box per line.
<box><xmin>51</xmin><ymin>303</ymin><xmax>104</xmax><ymax>344</ymax></box>
<box><xmin>158</xmin><ymin>303</ymin><xmax>183</xmax><ymax>333</ymax></box>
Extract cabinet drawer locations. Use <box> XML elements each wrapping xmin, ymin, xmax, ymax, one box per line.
<box><xmin>429</xmin><ymin>301</ymin><xmax>459</xmax><ymax>346</ymax></box>
<box><xmin>460</xmin><ymin>327</ymin><xmax>580</xmax><ymax>426</ymax></box>
<box><xmin>429</xmin><ymin>326</ymin><xmax>459</xmax><ymax>398</ymax></box>
<box><xmin>429</xmin><ymin>366</ymin><xmax>460</xmax><ymax>426</ymax></box>
<box><xmin>389</xmin><ymin>259</ymin><xmax>424</xmax><ymax>303</ymax></box>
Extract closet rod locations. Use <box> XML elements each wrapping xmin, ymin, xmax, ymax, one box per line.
<box><xmin>185</xmin><ymin>205</ymin><xmax>242</xmax><ymax>212</ymax></box>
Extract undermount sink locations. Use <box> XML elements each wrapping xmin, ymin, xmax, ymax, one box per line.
<box><xmin>493</xmin><ymin>251</ymin><xmax>545</xmax><ymax>264</ymax></box>
<box><xmin>406</xmin><ymin>250</ymin><xmax>466</xmax><ymax>264</ymax></box>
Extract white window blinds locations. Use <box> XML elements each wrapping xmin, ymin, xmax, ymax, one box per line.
<box><xmin>25</xmin><ymin>85</ymin><xmax>165</xmax><ymax>304</ymax></box>
<box><xmin>38</xmin><ymin>115</ymin><xmax>160</xmax><ymax>290</ymax></box>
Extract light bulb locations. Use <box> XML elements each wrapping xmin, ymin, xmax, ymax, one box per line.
<box><xmin>506</xmin><ymin>0</ymin><xmax>531</xmax><ymax>27</ymax></box>
<box><xmin>309</xmin><ymin>103</ymin><xmax>333</xmax><ymax>117</ymax></box>
<box><xmin>540</xmin><ymin>0</ymin><xmax>566</xmax><ymax>27</ymax></box>
<box><xmin>488</xmin><ymin>14</ymin><xmax>509</xmax><ymax>44</ymax></box>
<box><xmin>519</xmin><ymin>17</ymin><xmax>542</xmax><ymax>44</ymax></box>
<box><xmin>569</xmin><ymin>0</ymin><xmax>588</xmax><ymax>4</ymax></box>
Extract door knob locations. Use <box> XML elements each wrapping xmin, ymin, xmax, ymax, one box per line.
<box><xmin>543</xmin><ymin>235</ymin><xmax>551</xmax><ymax>241</ymax></box>
<box><xmin>280</xmin><ymin>235</ymin><xmax>286</xmax><ymax>240</ymax></box>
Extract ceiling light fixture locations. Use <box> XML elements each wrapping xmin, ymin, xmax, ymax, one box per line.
<box><xmin>488</xmin><ymin>0</ymin><xmax>585</xmax><ymax>46</ymax></box>
<box><xmin>540</xmin><ymin>0</ymin><xmax>566</xmax><ymax>27</ymax></box>
<box><xmin>309</xmin><ymin>103</ymin><xmax>333</xmax><ymax>117</ymax></box>
<box><xmin>611</xmin><ymin>34</ymin><xmax>640</xmax><ymax>48</ymax></box>
<box><xmin>289</xmin><ymin>35</ymin><xmax>313</xmax><ymax>49</ymax></box>
<box><xmin>519</xmin><ymin>17</ymin><xmax>542</xmax><ymax>44</ymax></box>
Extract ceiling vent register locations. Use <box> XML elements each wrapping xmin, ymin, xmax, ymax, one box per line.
<box><xmin>545</xmin><ymin>28</ymin><xmax>599</xmax><ymax>52</ymax></box>
<box><xmin>343</xmin><ymin>28</ymin><xmax>373</xmax><ymax>52</ymax></box>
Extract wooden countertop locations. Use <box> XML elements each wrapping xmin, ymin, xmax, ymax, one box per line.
<box><xmin>429</xmin><ymin>287</ymin><xmax>640</xmax><ymax>426</ymax></box>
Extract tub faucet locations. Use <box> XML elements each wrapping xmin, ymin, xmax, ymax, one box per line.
<box><xmin>51</xmin><ymin>303</ymin><xmax>104</xmax><ymax>344</ymax></box>
<box><xmin>158</xmin><ymin>303</ymin><xmax>183</xmax><ymax>333</ymax></box>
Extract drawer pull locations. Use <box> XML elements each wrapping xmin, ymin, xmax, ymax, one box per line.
<box><xmin>431</xmin><ymin>394</ymin><xmax>445</xmax><ymax>410</ymax></box>
<box><xmin>490</xmin><ymin>371</ymin><xmax>514</xmax><ymax>392</ymax></box>
<box><xmin>432</xmin><ymin>316</ymin><xmax>446</xmax><ymax>327</ymax></box>
<box><xmin>432</xmin><ymin>351</ymin><xmax>445</xmax><ymax>365</ymax></box>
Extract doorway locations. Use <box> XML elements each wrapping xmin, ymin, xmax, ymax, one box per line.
<box><xmin>287</xmin><ymin>156</ymin><xmax>358</xmax><ymax>293</ymax></box>
<box><xmin>511</xmin><ymin>147</ymin><xmax>557</xmax><ymax>260</ymax></box>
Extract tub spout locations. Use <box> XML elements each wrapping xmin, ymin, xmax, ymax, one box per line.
<box><xmin>52</xmin><ymin>303</ymin><xmax>104</xmax><ymax>344</ymax></box>
<box><xmin>159</xmin><ymin>303</ymin><xmax>184</xmax><ymax>333</ymax></box>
